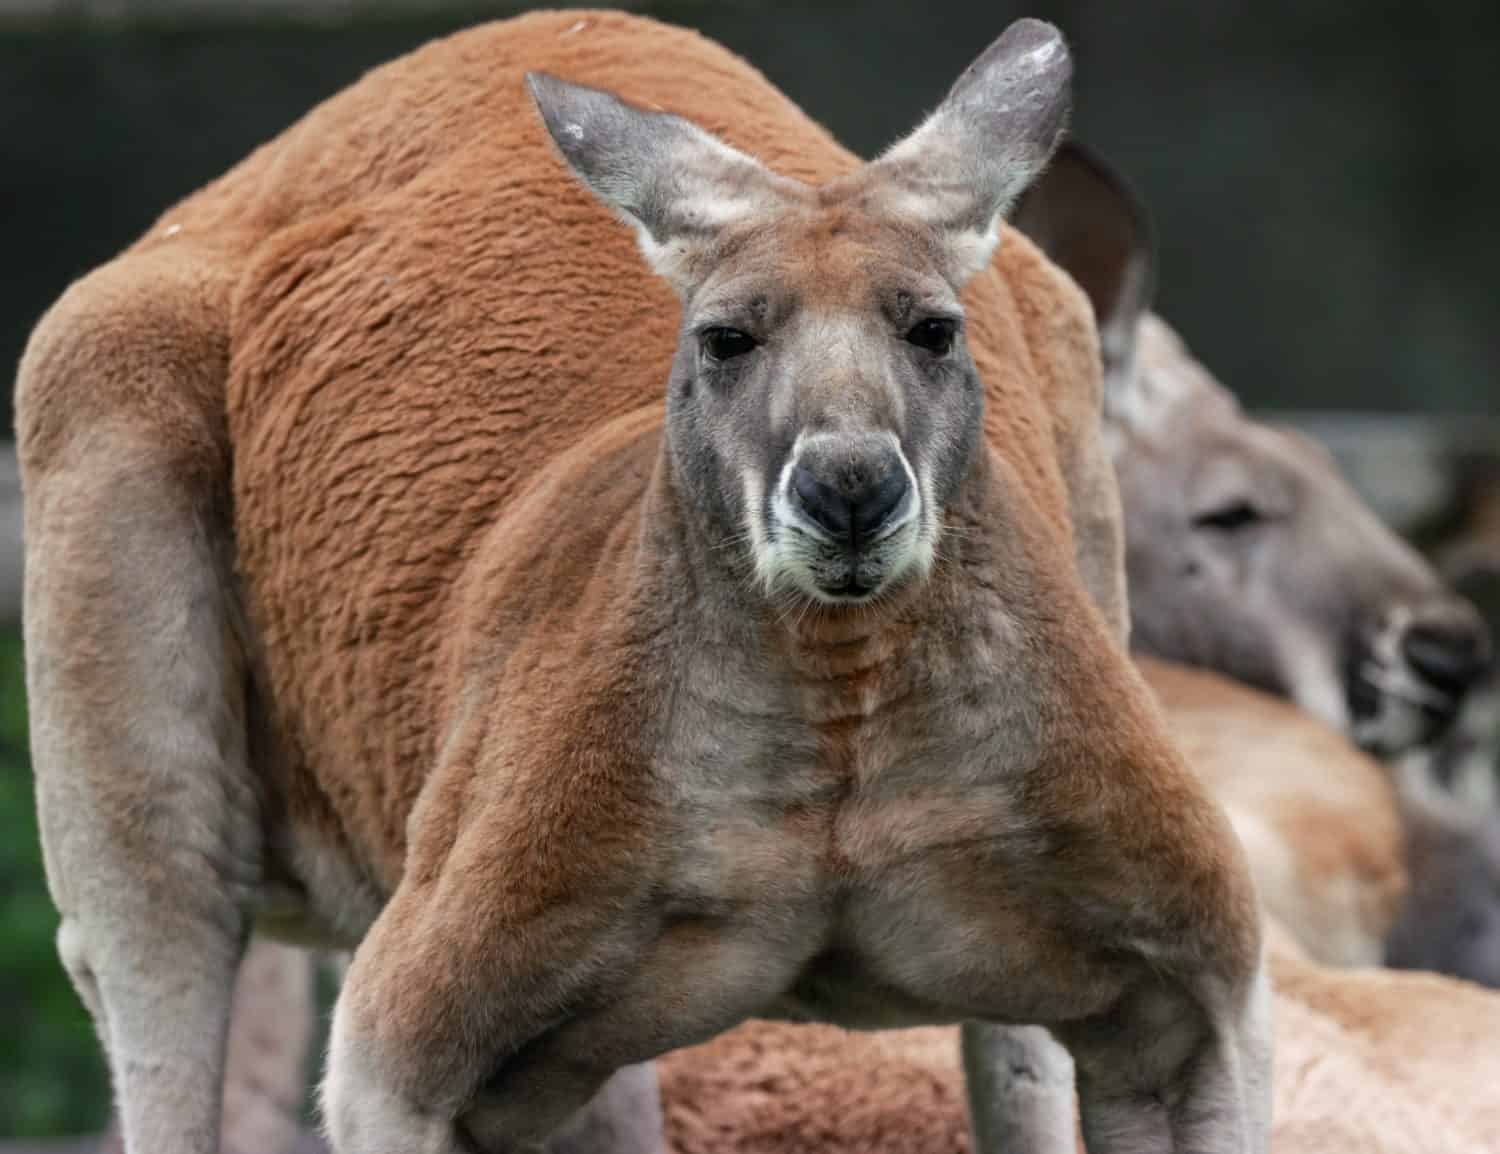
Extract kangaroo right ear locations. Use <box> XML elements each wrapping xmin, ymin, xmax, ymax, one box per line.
<box><xmin>527</xmin><ymin>72</ymin><xmax>797</xmax><ymax>292</ymax></box>
<box><xmin>1010</xmin><ymin>140</ymin><xmax>1157</xmax><ymax>409</ymax></box>
<box><xmin>869</xmin><ymin>19</ymin><xmax>1073</xmax><ymax>286</ymax></box>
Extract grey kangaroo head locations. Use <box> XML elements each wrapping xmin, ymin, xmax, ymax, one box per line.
<box><xmin>1013</xmin><ymin>141</ymin><xmax>1491</xmax><ymax>757</ymax></box>
<box><xmin>529</xmin><ymin>20</ymin><xmax>1071</xmax><ymax>607</ymax></box>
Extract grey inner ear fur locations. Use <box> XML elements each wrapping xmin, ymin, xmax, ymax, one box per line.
<box><xmin>1010</xmin><ymin>139</ymin><xmax>1156</xmax><ymax>392</ymax></box>
<box><xmin>526</xmin><ymin>70</ymin><xmax>786</xmax><ymax>248</ymax></box>
<box><xmin>870</xmin><ymin>19</ymin><xmax>1072</xmax><ymax>272</ymax></box>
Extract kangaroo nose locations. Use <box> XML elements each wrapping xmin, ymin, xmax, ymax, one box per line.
<box><xmin>791</xmin><ymin>462</ymin><xmax>909</xmax><ymax>545</ymax></box>
<box><xmin>1402</xmin><ymin>602</ymin><xmax>1492</xmax><ymax>696</ymax></box>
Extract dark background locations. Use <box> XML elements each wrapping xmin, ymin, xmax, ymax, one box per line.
<box><xmin>1</xmin><ymin>0</ymin><xmax>1497</xmax><ymax>1139</ymax></box>
<box><xmin>4</xmin><ymin>0</ymin><xmax>1500</xmax><ymax>429</ymax></box>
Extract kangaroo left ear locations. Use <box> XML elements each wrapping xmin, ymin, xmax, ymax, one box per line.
<box><xmin>1010</xmin><ymin>140</ymin><xmax>1157</xmax><ymax>409</ymax></box>
<box><xmin>868</xmin><ymin>19</ymin><xmax>1072</xmax><ymax>285</ymax></box>
<box><xmin>527</xmin><ymin>72</ymin><xmax>798</xmax><ymax>292</ymax></box>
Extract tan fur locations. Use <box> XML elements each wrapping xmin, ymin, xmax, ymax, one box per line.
<box><xmin>1139</xmin><ymin>658</ymin><xmax>1408</xmax><ymax>966</ymax></box>
<box><xmin>656</xmin><ymin>931</ymin><xmax>1500</xmax><ymax>1154</ymax></box>
<box><xmin>18</xmin><ymin>11</ymin><xmax>1268</xmax><ymax>1154</ymax></box>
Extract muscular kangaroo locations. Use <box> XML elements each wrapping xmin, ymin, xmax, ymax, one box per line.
<box><xmin>18</xmin><ymin>12</ymin><xmax>1267</xmax><ymax>1154</ymax></box>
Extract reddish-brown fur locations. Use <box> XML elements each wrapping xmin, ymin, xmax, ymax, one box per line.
<box><xmin>18</xmin><ymin>11</ymin><xmax>1268</xmax><ymax>1151</ymax></box>
<box><xmin>22</xmin><ymin>10</ymin><xmax>1248</xmax><ymax>973</ymax></box>
<box><xmin>20</xmin><ymin>12</ymin><xmax>1088</xmax><ymax>880</ymax></box>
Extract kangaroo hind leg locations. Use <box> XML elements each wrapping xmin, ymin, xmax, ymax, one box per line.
<box><xmin>20</xmin><ymin>254</ymin><xmax>259</xmax><ymax>1154</ymax></box>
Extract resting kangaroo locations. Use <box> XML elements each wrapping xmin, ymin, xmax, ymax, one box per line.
<box><xmin>17</xmin><ymin>11</ymin><xmax>1269</xmax><ymax>1154</ymax></box>
<box><xmin>1012</xmin><ymin>144</ymin><xmax>1491</xmax><ymax>759</ymax></box>
<box><xmin>1012</xmin><ymin>141</ymin><xmax>1500</xmax><ymax>985</ymax></box>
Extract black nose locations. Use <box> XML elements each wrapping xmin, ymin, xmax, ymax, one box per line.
<box><xmin>1402</xmin><ymin>603</ymin><xmax>1492</xmax><ymax>696</ymax></box>
<box><xmin>791</xmin><ymin>461</ymin><xmax>909</xmax><ymax>545</ymax></box>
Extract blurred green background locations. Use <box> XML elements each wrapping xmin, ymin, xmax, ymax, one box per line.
<box><xmin>0</xmin><ymin>630</ymin><xmax>111</xmax><ymax>1138</ymax></box>
<box><xmin>2</xmin><ymin>0</ymin><xmax>1498</xmax><ymax>1140</ymax></box>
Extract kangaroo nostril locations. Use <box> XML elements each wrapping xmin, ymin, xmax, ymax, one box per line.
<box><xmin>853</xmin><ymin>466</ymin><xmax>910</xmax><ymax>540</ymax></box>
<box><xmin>1402</xmin><ymin>608</ymin><xmax>1493</xmax><ymax>694</ymax></box>
<box><xmin>791</xmin><ymin>465</ymin><xmax>852</xmax><ymax>538</ymax></box>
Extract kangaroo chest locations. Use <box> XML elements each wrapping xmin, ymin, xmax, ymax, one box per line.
<box><xmin>655</xmin><ymin>626</ymin><xmax>1090</xmax><ymax>1029</ymax></box>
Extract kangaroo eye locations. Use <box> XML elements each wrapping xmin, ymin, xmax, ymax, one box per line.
<box><xmin>701</xmin><ymin>327</ymin><xmax>758</xmax><ymax>361</ymax></box>
<box><xmin>906</xmin><ymin>318</ymin><xmax>956</xmax><ymax>356</ymax></box>
<box><xmin>1192</xmin><ymin>500</ymin><xmax>1263</xmax><ymax>532</ymax></box>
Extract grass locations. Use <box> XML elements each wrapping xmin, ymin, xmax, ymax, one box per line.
<box><xmin>0</xmin><ymin>631</ymin><xmax>111</xmax><ymax>1138</ymax></box>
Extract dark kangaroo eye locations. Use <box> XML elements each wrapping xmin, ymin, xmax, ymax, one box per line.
<box><xmin>701</xmin><ymin>327</ymin><xmax>757</xmax><ymax>361</ymax></box>
<box><xmin>906</xmin><ymin>318</ymin><xmax>956</xmax><ymax>355</ymax></box>
<box><xmin>1192</xmin><ymin>500</ymin><xmax>1263</xmax><ymax>532</ymax></box>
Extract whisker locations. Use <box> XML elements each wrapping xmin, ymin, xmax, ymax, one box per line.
<box><xmin>776</xmin><ymin>590</ymin><xmax>809</xmax><ymax>629</ymax></box>
<box><xmin>710</xmin><ymin>530</ymin><xmax>752</xmax><ymax>554</ymax></box>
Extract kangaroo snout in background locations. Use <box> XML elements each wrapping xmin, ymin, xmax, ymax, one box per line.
<box><xmin>1346</xmin><ymin>596</ymin><xmax>1491</xmax><ymax>753</ymax></box>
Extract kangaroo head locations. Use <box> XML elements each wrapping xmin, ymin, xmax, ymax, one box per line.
<box><xmin>1013</xmin><ymin>141</ymin><xmax>1491</xmax><ymax>756</ymax></box>
<box><xmin>529</xmin><ymin>20</ymin><xmax>1071</xmax><ymax>607</ymax></box>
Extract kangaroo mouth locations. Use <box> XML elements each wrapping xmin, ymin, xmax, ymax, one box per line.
<box><xmin>816</xmin><ymin>572</ymin><xmax>881</xmax><ymax>600</ymax></box>
<box><xmin>764</xmin><ymin>512</ymin><xmax>929</xmax><ymax>608</ymax></box>
<box><xmin>1345</xmin><ymin>634</ymin><xmax>1466</xmax><ymax>755</ymax></box>
<box><xmin>797</xmin><ymin>540</ymin><xmax>896</xmax><ymax>603</ymax></box>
